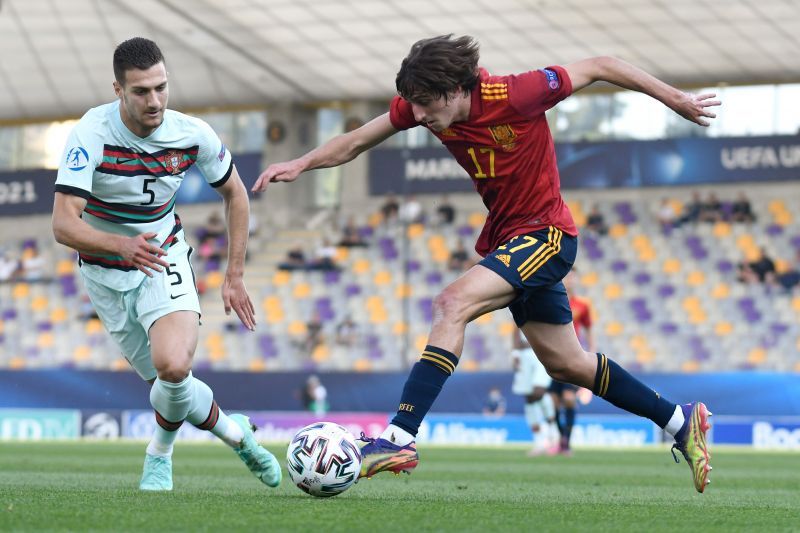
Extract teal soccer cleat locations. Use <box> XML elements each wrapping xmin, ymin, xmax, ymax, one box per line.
<box><xmin>140</xmin><ymin>454</ymin><xmax>173</xmax><ymax>491</ymax></box>
<box><xmin>230</xmin><ymin>414</ymin><xmax>282</xmax><ymax>488</ymax></box>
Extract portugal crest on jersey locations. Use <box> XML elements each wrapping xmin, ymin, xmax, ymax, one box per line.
<box><xmin>164</xmin><ymin>150</ymin><xmax>183</xmax><ymax>174</ymax></box>
<box><xmin>488</xmin><ymin>124</ymin><xmax>517</xmax><ymax>151</ymax></box>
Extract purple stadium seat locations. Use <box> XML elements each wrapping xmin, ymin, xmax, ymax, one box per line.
<box><xmin>716</xmin><ymin>260</ymin><xmax>734</xmax><ymax>274</ymax></box>
<box><xmin>660</xmin><ymin>323</ymin><xmax>678</xmax><ymax>335</ymax></box>
<box><xmin>368</xmin><ymin>346</ymin><xmax>383</xmax><ymax>360</ymax></box>
<box><xmin>633</xmin><ymin>272</ymin><xmax>652</xmax><ymax>285</ymax></box>
<box><xmin>359</xmin><ymin>226</ymin><xmax>374</xmax><ymax>239</ymax></box>
<box><xmin>36</xmin><ymin>321</ymin><xmax>53</xmax><ymax>332</ymax></box>
<box><xmin>323</xmin><ymin>270</ymin><xmax>341</xmax><ymax>284</ymax></box>
<box><xmin>790</xmin><ymin>235</ymin><xmax>800</xmax><ymax>249</ymax></box>
<box><xmin>657</xmin><ymin>284</ymin><xmax>675</xmax><ymax>298</ymax></box>
<box><xmin>458</xmin><ymin>225</ymin><xmax>474</xmax><ymax>237</ymax></box>
<box><xmin>3</xmin><ymin>309</ymin><xmax>17</xmax><ymax>320</ymax></box>
<box><xmin>765</xmin><ymin>224</ymin><xmax>783</xmax><ymax>236</ymax></box>
<box><xmin>406</xmin><ymin>260</ymin><xmax>421</xmax><ymax>273</ymax></box>
<box><xmin>425</xmin><ymin>271</ymin><xmax>443</xmax><ymax>285</ymax></box>
<box><xmin>365</xmin><ymin>334</ymin><xmax>380</xmax><ymax>347</ymax></box>
<box><xmin>611</xmin><ymin>260</ymin><xmax>628</xmax><ymax>273</ymax></box>
<box><xmin>345</xmin><ymin>284</ymin><xmax>361</xmax><ymax>296</ymax></box>
<box><xmin>770</xmin><ymin>323</ymin><xmax>789</xmax><ymax>336</ymax></box>
<box><xmin>193</xmin><ymin>361</ymin><xmax>212</xmax><ymax>371</ymax></box>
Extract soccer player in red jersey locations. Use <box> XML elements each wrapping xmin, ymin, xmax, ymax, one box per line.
<box><xmin>253</xmin><ymin>35</ymin><xmax>718</xmax><ymax>492</ymax></box>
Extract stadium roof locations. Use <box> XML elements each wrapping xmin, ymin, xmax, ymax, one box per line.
<box><xmin>1</xmin><ymin>0</ymin><xmax>798</xmax><ymax>122</ymax></box>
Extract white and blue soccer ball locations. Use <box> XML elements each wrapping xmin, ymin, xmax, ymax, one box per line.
<box><xmin>286</xmin><ymin>422</ymin><xmax>362</xmax><ymax>497</ymax></box>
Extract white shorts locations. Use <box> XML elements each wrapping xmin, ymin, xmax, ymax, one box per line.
<box><xmin>511</xmin><ymin>348</ymin><xmax>551</xmax><ymax>395</ymax></box>
<box><xmin>81</xmin><ymin>232</ymin><xmax>201</xmax><ymax>381</ymax></box>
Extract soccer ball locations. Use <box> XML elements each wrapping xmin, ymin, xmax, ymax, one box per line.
<box><xmin>286</xmin><ymin>422</ymin><xmax>362</xmax><ymax>497</ymax></box>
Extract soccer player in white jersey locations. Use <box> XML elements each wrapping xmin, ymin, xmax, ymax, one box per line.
<box><xmin>52</xmin><ymin>37</ymin><xmax>280</xmax><ymax>491</ymax></box>
<box><xmin>511</xmin><ymin>329</ymin><xmax>559</xmax><ymax>456</ymax></box>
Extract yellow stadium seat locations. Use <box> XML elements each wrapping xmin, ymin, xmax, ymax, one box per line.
<box><xmin>792</xmin><ymin>297</ymin><xmax>800</xmax><ymax>313</ymax></box>
<box><xmin>272</xmin><ymin>270</ymin><xmax>291</xmax><ymax>286</ymax></box>
<box><xmin>604</xmin><ymin>283</ymin><xmax>622</xmax><ymax>299</ymax></box>
<box><xmin>352</xmin><ymin>259</ymin><xmax>371</xmax><ymax>275</ymax></box>
<box><xmin>688</xmin><ymin>311</ymin><xmax>707</xmax><ymax>324</ymax></box>
<box><xmin>468</xmin><ymin>212</ymin><xmax>486</xmax><ymax>228</ymax></box>
<box><xmin>312</xmin><ymin>344</ymin><xmax>330</xmax><ymax>362</ymax></box>
<box><xmin>395</xmin><ymin>283</ymin><xmax>412</xmax><ymax>299</ymax></box>
<box><xmin>747</xmin><ymin>348</ymin><xmax>766</xmax><ymax>365</ymax></box>
<box><xmin>432</xmin><ymin>250</ymin><xmax>449</xmax><ymax>263</ymax></box>
<box><xmin>715</xmin><ymin>322</ymin><xmax>733</xmax><ymax>336</ymax></box>
<box><xmin>30</xmin><ymin>296</ymin><xmax>48</xmax><ymax>312</ymax></box>
<box><xmin>629</xmin><ymin>335</ymin><xmax>648</xmax><ymax>350</ymax></box>
<box><xmin>768</xmin><ymin>199</ymin><xmax>787</xmax><ymax>213</ymax></box>
<box><xmin>334</xmin><ymin>247</ymin><xmax>349</xmax><ymax>262</ymax></box>
<box><xmin>736</xmin><ymin>234</ymin><xmax>755</xmax><ymax>248</ymax></box>
<box><xmin>743</xmin><ymin>248</ymin><xmax>760</xmax><ymax>262</ymax></box>
<box><xmin>632</xmin><ymin>235</ymin><xmax>650</xmax><ymax>249</ymax></box>
<box><xmin>580</xmin><ymin>271</ymin><xmax>599</xmax><ymax>287</ymax></box>
<box><xmin>775</xmin><ymin>259</ymin><xmax>790</xmax><ymax>274</ymax></box>
<box><xmin>635</xmin><ymin>348</ymin><xmax>655</xmax><ymax>364</ymax></box>
<box><xmin>686</xmin><ymin>271</ymin><xmax>705</xmax><ymax>286</ymax></box>
<box><xmin>112</xmin><ymin>359</ymin><xmax>129</xmax><ymax>371</ymax></box>
<box><xmin>638</xmin><ymin>248</ymin><xmax>656</xmax><ymax>262</ymax></box>
<box><xmin>474</xmin><ymin>313</ymin><xmax>492</xmax><ymax>325</ymax></box>
<box><xmin>288</xmin><ymin>321</ymin><xmax>307</xmax><ymax>336</ymax></box>
<box><xmin>461</xmin><ymin>359</ymin><xmax>479</xmax><ymax>372</ymax></box>
<box><xmin>794</xmin><ymin>361</ymin><xmax>800</xmax><ymax>372</ymax></box>
<box><xmin>293</xmin><ymin>283</ymin><xmax>311</xmax><ymax>298</ymax></box>
<box><xmin>50</xmin><ymin>308</ymin><xmax>68</xmax><ymax>323</ymax></box>
<box><xmin>367</xmin><ymin>212</ymin><xmax>382</xmax><ymax>228</ymax></box>
<box><xmin>266</xmin><ymin>310</ymin><xmax>285</xmax><ymax>323</ymax></box>
<box><xmin>56</xmin><ymin>260</ymin><xmax>75</xmax><ymax>275</ymax></box>
<box><xmin>205</xmin><ymin>333</ymin><xmax>224</xmax><ymax>350</ymax></box>
<box><xmin>85</xmin><ymin>318</ymin><xmax>103</xmax><ymax>335</ymax></box>
<box><xmin>393</xmin><ymin>321</ymin><xmax>408</xmax><ymax>335</ymax></box>
<box><xmin>711</xmin><ymin>283</ymin><xmax>730</xmax><ymax>299</ymax></box>
<box><xmin>354</xmin><ymin>358</ymin><xmax>372</xmax><ymax>372</ymax></box>
<box><xmin>407</xmin><ymin>223</ymin><xmax>425</xmax><ymax>239</ymax></box>
<box><xmin>605</xmin><ymin>321</ymin><xmax>624</xmax><ymax>336</ymax></box>
<box><xmin>662</xmin><ymin>258</ymin><xmax>681</xmax><ymax>274</ymax></box>
<box><xmin>248</xmin><ymin>359</ymin><xmax>266</xmax><ymax>372</ymax></box>
<box><xmin>609</xmin><ymin>224</ymin><xmax>627</xmax><ymax>238</ymax></box>
<box><xmin>37</xmin><ymin>333</ymin><xmax>55</xmax><ymax>349</ymax></box>
<box><xmin>369</xmin><ymin>310</ymin><xmax>388</xmax><ymax>324</ymax></box>
<box><xmin>209</xmin><ymin>347</ymin><xmax>227</xmax><ymax>362</ymax></box>
<box><xmin>262</xmin><ymin>296</ymin><xmax>282</xmax><ymax>311</ymax></box>
<box><xmin>681</xmin><ymin>360</ymin><xmax>699</xmax><ymax>373</ymax></box>
<box><xmin>415</xmin><ymin>335</ymin><xmax>428</xmax><ymax>353</ymax></box>
<box><xmin>0</xmin><ymin>320</ymin><xmax>4</xmax><ymax>335</ymax></box>
<box><xmin>205</xmin><ymin>271</ymin><xmax>223</xmax><ymax>290</ymax></box>
<box><xmin>712</xmin><ymin>222</ymin><xmax>731</xmax><ymax>237</ymax></box>
<box><xmin>366</xmin><ymin>296</ymin><xmax>384</xmax><ymax>310</ymax></box>
<box><xmin>374</xmin><ymin>271</ymin><xmax>392</xmax><ymax>286</ymax></box>
<box><xmin>498</xmin><ymin>322</ymin><xmax>516</xmax><ymax>336</ymax></box>
<box><xmin>10</xmin><ymin>357</ymin><xmax>26</xmax><ymax>369</ymax></box>
<box><xmin>73</xmin><ymin>346</ymin><xmax>91</xmax><ymax>362</ymax></box>
<box><xmin>12</xmin><ymin>283</ymin><xmax>30</xmax><ymax>299</ymax></box>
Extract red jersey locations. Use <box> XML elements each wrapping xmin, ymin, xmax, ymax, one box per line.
<box><xmin>389</xmin><ymin>66</ymin><xmax>577</xmax><ymax>257</ymax></box>
<box><xmin>569</xmin><ymin>295</ymin><xmax>593</xmax><ymax>344</ymax></box>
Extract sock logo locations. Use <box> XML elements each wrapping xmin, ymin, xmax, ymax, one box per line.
<box><xmin>398</xmin><ymin>403</ymin><xmax>415</xmax><ymax>413</ymax></box>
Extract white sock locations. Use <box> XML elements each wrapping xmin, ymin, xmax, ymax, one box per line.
<box><xmin>380</xmin><ymin>424</ymin><xmax>415</xmax><ymax>446</ymax></box>
<box><xmin>664</xmin><ymin>405</ymin><xmax>685</xmax><ymax>437</ymax></box>
<box><xmin>146</xmin><ymin>429</ymin><xmax>174</xmax><ymax>457</ymax></box>
<box><xmin>211</xmin><ymin>409</ymin><xmax>245</xmax><ymax>448</ymax></box>
<box><xmin>524</xmin><ymin>402</ymin><xmax>544</xmax><ymax>428</ymax></box>
<box><xmin>183</xmin><ymin>377</ymin><xmax>245</xmax><ymax>448</ymax></box>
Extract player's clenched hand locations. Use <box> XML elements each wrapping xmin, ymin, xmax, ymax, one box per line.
<box><xmin>671</xmin><ymin>92</ymin><xmax>721</xmax><ymax>127</ymax></box>
<box><xmin>251</xmin><ymin>159</ymin><xmax>305</xmax><ymax>192</ymax></box>
<box><xmin>222</xmin><ymin>273</ymin><xmax>256</xmax><ymax>331</ymax></box>
<box><xmin>120</xmin><ymin>232</ymin><xmax>169</xmax><ymax>277</ymax></box>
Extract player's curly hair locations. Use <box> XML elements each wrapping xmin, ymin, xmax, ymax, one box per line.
<box><xmin>113</xmin><ymin>37</ymin><xmax>165</xmax><ymax>85</ymax></box>
<box><xmin>396</xmin><ymin>34</ymin><xmax>480</xmax><ymax>103</ymax></box>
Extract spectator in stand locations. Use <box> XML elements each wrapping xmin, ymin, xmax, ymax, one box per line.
<box><xmin>19</xmin><ymin>242</ymin><xmax>45</xmax><ymax>281</ymax></box>
<box><xmin>380</xmin><ymin>194</ymin><xmax>400</xmax><ymax>226</ymax></box>
<box><xmin>399</xmin><ymin>194</ymin><xmax>424</xmax><ymax>224</ymax></box>
<box><xmin>335</xmin><ymin>315</ymin><xmax>359</xmax><ymax>347</ymax></box>
<box><xmin>585</xmin><ymin>204</ymin><xmax>608</xmax><ymax>235</ymax></box>
<box><xmin>772</xmin><ymin>249</ymin><xmax>800</xmax><ymax>293</ymax></box>
<box><xmin>699</xmin><ymin>192</ymin><xmax>723</xmax><ymax>223</ymax></box>
<box><xmin>308</xmin><ymin>238</ymin><xmax>339</xmax><ymax>271</ymax></box>
<box><xmin>656</xmin><ymin>198</ymin><xmax>677</xmax><ymax>234</ymax></box>
<box><xmin>731</xmin><ymin>192</ymin><xmax>756</xmax><ymax>223</ymax></box>
<box><xmin>738</xmin><ymin>247</ymin><xmax>776</xmax><ymax>285</ymax></box>
<box><xmin>435</xmin><ymin>194</ymin><xmax>456</xmax><ymax>226</ymax></box>
<box><xmin>447</xmin><ymin>240</ymin><xmax>472</xmax><ymax>272</ymax></box>
<box><xmin>300</xmin><ymin>375</ymin><xmax>329</xmax><ymax>416</ymax></box>
<box><xmin>197</xmin><ymin>234</ymin><xmax>225</xmax><ymax>268</ymax></box>
<box><xmin>482</xmin><ymin>387</ymin><xmax>507</xmax><ymax>417</ymax></box>
<box><xmin>0</xmin><ymin>248</ymin><xmax>18</xmax><ymax>282</ymax></box>
<box><xmin>678</xmin><ymin>191</ymin><xmax>703</xmax><ymax>226</ymax></box>
<box><xmin>278</xmin><ymin>246</ymin><xmax>307</xmax><ymax>271</ymax></box>
<box><xmin>302</xmin><ymin>311</ymin><xmax>325</xmax><ymax>354</ymax></box>
<box><xmin>337</xmin><ymin>217</ymin><xmax>368</xmax><ymax>248</ymax></box>
<box><xmin>203</xmin><ymin>210</ymin><xmax>227</xmax><ymax>239</ymax></box>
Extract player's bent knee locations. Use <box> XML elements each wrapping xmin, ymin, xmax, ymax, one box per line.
<box><xmin>154</xmin><ymin>356</ymin><xmax>192</xmax><ymax>383</ymax></box>
<box><xmin>431</xmin><ymin>289</ymin><xmax>468</xmax><ymax>323</ymax></box>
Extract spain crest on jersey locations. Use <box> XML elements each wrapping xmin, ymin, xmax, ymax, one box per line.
<box><xmin>488</xmin><ymin>124</ymin><xmax>517</xmax><ymax>151</ymax></box>
<box><xmin>164</xmin><ymin>150</ymin><xmax>183</xmax><ymax>175</ymax></box>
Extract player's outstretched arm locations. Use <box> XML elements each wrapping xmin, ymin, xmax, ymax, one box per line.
<box><xmin>251</xmin><ymin>113</ymin><xmax>397</xmax><ymax>192</ymax></box>
<box><xmin>215</xmin><ymin>166</ymin><xmax>256</xmax><ymax>331</ymax></box>
<box><xmin>52</xmin><ymin>192</ymin><xmax>168</xmax><ymax>277</ymax></box>
<box><xmin>565</xmin><ymin>56</ymin><xmax>720</xmax><ymax>126</ymax></box>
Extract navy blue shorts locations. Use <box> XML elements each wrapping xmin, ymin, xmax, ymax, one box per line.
<box><xmin>478</xmin><ymin>227</ymin><xmax>577</xmax><ymax>327</ymax></box>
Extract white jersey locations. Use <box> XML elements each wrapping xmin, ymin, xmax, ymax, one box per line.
<box><xmin>512</xmin><ymin>347</ymin><xmax>552</xmax><ymax>394</ymax></box>
<box><xmin>55</xmin><ymin>100</ymin><xmax>232</xmax><ymax>290</ymax></box>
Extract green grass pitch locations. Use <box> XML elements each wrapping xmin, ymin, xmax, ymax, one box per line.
<box><xmin>1</xmin><ymin>442</ymin><xmax>798</xmax><ymax>532</ymax></box>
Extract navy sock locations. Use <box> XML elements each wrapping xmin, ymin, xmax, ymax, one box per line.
<box><xmin>564</xmin><ymin>407</ymin><xmax>575</xmax><ymax>441</ymax></box>
<box><xmin>390</xmin><ymin>345</ymin><xmax>459</xmax><ymax>437</ymax></box>
<box><xmin>555</xmin><ymin>409</ymin><xmax>565</xmax><ymax>437</ymax></box>
<box><xmin>593</xmin><ymin>353</ymin><xmax>675</xmax><ymax>428</ymax></box>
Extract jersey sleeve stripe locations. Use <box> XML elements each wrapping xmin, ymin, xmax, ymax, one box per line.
<box><xmin>55</xmin><ymin>184</ymin><xmax>91</xmax><ymax>199</ymax></box>
<box><xmin>209</xmin><ymin>160</ymin><xmax>234</xmax><ymax>188</ymax></box>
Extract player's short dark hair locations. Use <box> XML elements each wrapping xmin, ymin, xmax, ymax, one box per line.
<box><xmin>113</xmin><ymin>37</ymin><xmax>165</xmax><ymax>85</ymax></box>
<box><xmin>396</xmin><ymin>34</ymin><xmax>480</xmax><ymax>103</ymax></box>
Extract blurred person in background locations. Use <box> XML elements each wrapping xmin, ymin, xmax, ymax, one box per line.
<box><xmin>399</xmin><ymin>194</ymin><xmax>425</xmax><ymax>224</ymax></box>
<box><xmin>301</xmin><ymin>375</ymin><xmax>329</xmax><ymax>416</ymax></box>
<box><xmin>731</xmin><ymin>192</ymin><xmax>756</xmax><ymax>224</ymax></box>
<box><xmin>585</xmin><ymin>204</ymin><xmax>608</xmax><ymax>235</ymax></box>
<box><xmin>436</xmin><ymin>194</ymin><xmax>456</xmax><ymax>226</ymax></box>
<box><xmin>655</xmin><ymin>198</ymin><xmax>676</xmax><ymax>234</ymax></box>
<box><xmin>253</xmin><ymin>34</ymin><xmax>718</xmax><ymax>492</ymax></box>
<box><xmin>51</xmin><ymin>37</ymin><xmax>279</xmax><ymax>492</ymax></box>
<box><xmin>482</xmin><ymin>386</ymin><xmax>506</xmax><ymax>417</ymax></box>
<box><xmin>511</xmin><ymin>329</ymin><xmax>558</xmax><ymax>456</ymax></box>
